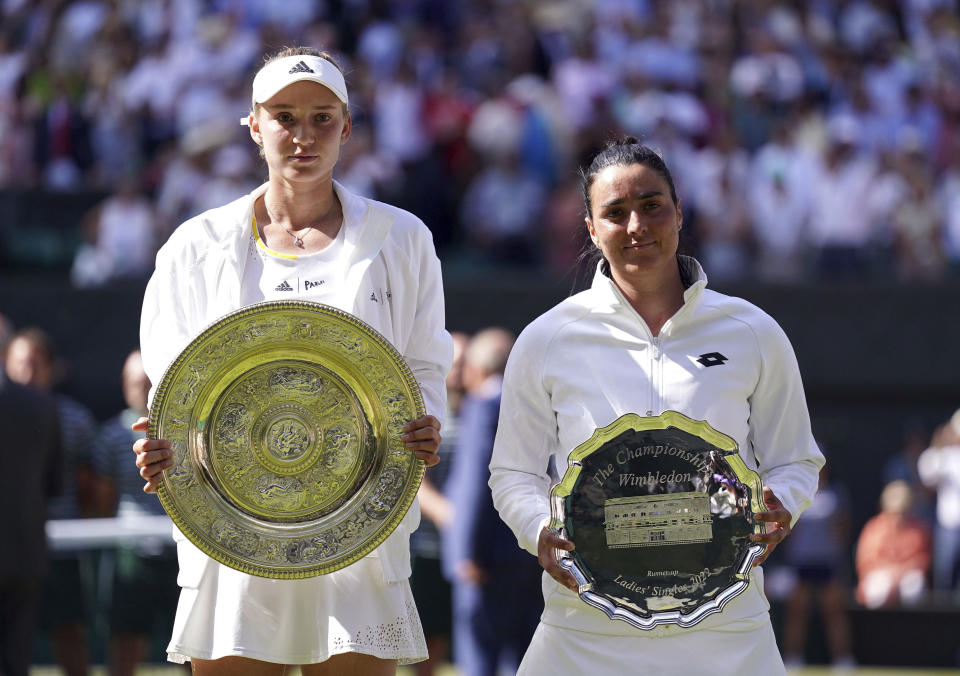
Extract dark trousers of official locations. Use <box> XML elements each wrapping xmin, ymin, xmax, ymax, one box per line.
<box><xmin>452</xmin><ymin>567</ymin><xmax>542</xmax><ymax>676</ymax></box>
<box><xmin>0</xmin><ymin>577</ymin><xmax>41</xmax><ymax>676</ymax></box>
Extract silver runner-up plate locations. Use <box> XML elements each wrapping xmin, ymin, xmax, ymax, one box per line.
<box><xmin>149</xmin><ymin>300</ymin><xmax>425</xmax><ymax>579</ymax></box>
<box><xmin>549</xmin><ymin>411</ymin><xmax>765</xmax><ymax>629</ymax></box>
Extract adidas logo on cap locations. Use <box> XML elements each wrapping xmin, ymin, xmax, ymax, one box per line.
<box><xmin>275</xmin><ymin>280</ymin><xmax>294</xmax><ymax>291</ymax></box>
<box><xmin>288</xmin><ymin>61</ymin><xmax>315</xmax><ymax>74</ymax></box>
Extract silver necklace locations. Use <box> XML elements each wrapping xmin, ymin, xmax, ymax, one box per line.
<box><xmin>266</xmin><ymin>200</ymin><xmax>338</xmax><ymax>249</ymax></box>
<box><xmin>284</xmin><ymin>226</ymin><xmax>309</xmax><ymax>248</ymax></box>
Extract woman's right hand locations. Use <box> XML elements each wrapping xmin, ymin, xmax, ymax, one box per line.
<box><xmin>537</xmin><ymin>526</ymin><xmax>579</xmax><ymax>592</ymax></box>
<box><xmin>131</xmin><ymin>416</ymin><xmax>173</xmax><ymax>494</ymax></box>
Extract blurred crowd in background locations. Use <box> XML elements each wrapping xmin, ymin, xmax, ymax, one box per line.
<box><xmin>1</xmin><ymin>0</ymin><xmax>959</xmax><ymax>285</ymax></box>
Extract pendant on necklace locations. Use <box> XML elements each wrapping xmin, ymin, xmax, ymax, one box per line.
<box><xmin>294</xmin><ymin>236</ymin><xmax>304</xmax><ymax>248</ymax></box>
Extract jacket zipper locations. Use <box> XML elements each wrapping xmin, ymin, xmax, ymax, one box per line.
<box><xmin>608</xmin><ymin>281</ymin><xmax>675</xmax><ymax>418</ymax></box>
<box><xmin>648</xmin><ymin>335</ymin><xmax>661</xmax><ymax>416</ymax></box>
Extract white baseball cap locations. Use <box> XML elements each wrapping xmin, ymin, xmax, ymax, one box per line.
<box><xmin>246</xmin><ymin>54</ymin><xmax>348</xmax><ymax>119</ymax></box>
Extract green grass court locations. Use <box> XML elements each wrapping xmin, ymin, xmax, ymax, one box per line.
<box><xmin>27</xmin><ymin>666</ymin><xmax>960</xmax><ymax>675</ymax></box>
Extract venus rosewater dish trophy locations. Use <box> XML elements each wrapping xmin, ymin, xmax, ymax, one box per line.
<box><xmin>550</xmin><ymin>411</ymin><xmax>766</xmax><ymax>629</ymax></box>
<box><xmin>149</xmin><ymin>300</ymin><xmax>425</xmax><ymax>578</ymax></box>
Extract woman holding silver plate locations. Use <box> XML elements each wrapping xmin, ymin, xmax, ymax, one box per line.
<box><xmin>489</xmin><ymin>138</ymin><xmax>825</xmax><ymax>674</ymax></box>
<box><xmin>132</xmin><ymin>47</ymin><xmax>452</xmax><ymax>675</ymax></box>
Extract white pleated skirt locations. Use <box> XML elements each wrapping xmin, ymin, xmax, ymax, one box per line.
<box><xmin>166</xmin><ymin>541</ymin><xmax>427</xmax><ymax>666</ymax></box>
<box><xmin>518</xmin><ymin>615</ymin><xmax>786</xmax><ymax>676</ymax></box>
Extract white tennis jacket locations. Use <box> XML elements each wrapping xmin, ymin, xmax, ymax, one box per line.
<box><xmin>489</xmin><ymin>257</ymin><xmax>825</xmax><ymax>635</ymax></box>
<box><xmin>140</xmin><ymin>180</ymin><xmax>452</xmax><ymax>583</ymax></box>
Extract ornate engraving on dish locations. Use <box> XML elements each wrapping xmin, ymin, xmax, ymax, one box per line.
<box><xmin>269</xmin><ymin>366</ymin><xmax>324</xmax><ymax>395</ymax></box>
<box><xmin>212</xmin><ymin>518</ymin><xmax>260</xmax><ymax>557</ymax></box>
<box><xmin>285</xmin><ymin>533</ymin><xmax>339</xmax><ymax>564</ymax></box>
<box><xmin>252</xmin><ymin>474</ymin><xmax>305</xmax><ymax>511</ymax></box>
<box><xmin>150</xmin><ymin>301</ymin><xmax>425</xmax><ymax>579</ymax></box>
<box><xmin>249</xmin><ymin>401</ymin><xmax>322</xmax><ymax>475</ymax></box>
<box><xmin>201</xmin><ymin>361</ymin><xmax>372</xmax><ymax>524</ymax></box>
<box><xmin>321</xmin><ymin>424</ymin><xmax>360</xmax><ymax>474</ymax></box>
<box><xmin>265</xmin><ymin>417</ymin><xmax>310</xmax><ymax>461</ymax></box>
<box><xmin>365</xmin><ymin>467</ymin><xmax>404</xmax><ymax>520</ymax></box>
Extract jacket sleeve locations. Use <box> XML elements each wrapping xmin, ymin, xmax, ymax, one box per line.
<box><xmin>140</xmin><ymin>233</ymin><xmax>200</xmax><ymax>407</ymax></box>
<box><xmin>747</xmin><ymin>315</ymin><xmax>825</xmax><ymax>525</ymax></box>
<box><xmin>375</xmin><ymin>219</ymin><xmax>452</xmax><ymax>583</ymax></box>
<box><xmin>489</xmin><ymin>325</ymin><xmax>557</xmax><ymax>556</ymax></box>
<box><xmin>402</xmin><ymin>226</ymin><xmax>452</xmax><ymax>423</ymax></box>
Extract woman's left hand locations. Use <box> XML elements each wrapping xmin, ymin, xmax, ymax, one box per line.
<box><xmin>750</xmin><ymin>486</ymin><xmax>793</xmax><ymax>567</ymax></box>
<box><xmin>402</xmin><ymin>415</ymin><xmax>442</xmax><ymax>467</ymax></box>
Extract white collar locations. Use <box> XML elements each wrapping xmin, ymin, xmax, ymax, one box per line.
<box><xmin>590</xmin><ymin>255</ymin><xmax>708</xmax><ymax>309</ymax></box>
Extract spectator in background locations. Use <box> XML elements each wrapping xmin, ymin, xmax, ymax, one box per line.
<box><xmin>0</xmin><ymin>341</ymin><xmax>62</xmax><ymax>676</ymax></box>
<box><xmin>551</xmin><ymin>38</ymin><xmax>615</xmax><ymax>133</ymax></box>
<box><xmin>884</xmin><ymin>419</ymin><xmax>936</xmax><ymax>526</ymax></box>
<box><xmin>0</xmin><ymin>31</ymin><xmax>27</xmax><ymax>104</ymax></box>
<box><xmin>806</xmin><ymin>116</ymin><xmax>878</xmax><ymax>280</ymax></box>
<box><xmin>421</xmin><ymin>66</ymin><xmax>477</xmax><ymax>195</ymax></box>
<box><xmin>0</xmin><ymin>30</ymin><xmax>29</xmax><ymax>186</ymax></box>
<box><xmin>5</xmin><ymin>327</ymin><xmax>97</xmax><ymax>676</ymax></box>
<box><xmin>689</xmin><ymin>125</ymin><xmax>753</xmax><ymax>282</ymax></box>
<box><xmin>443</xmin><ymin>328</ymin><xmax>541</xmax><ymax>676</ymax></box>
<box><xmin>873</xmin><ymin>131</ymin><xmax>946</xmax><ymax>282</ymax></box>
<box><xmin>30</xmin><ymin>74</ymin><xmax>93</xmax><ymax>189</ymax></box>
<box><xmin>152</xmin><ymin>121</ymin><xmax>233</xmax><ymax>239</ymax></box>
<box><xmin>169</xmin><ymin>16</ymin><xmax>258</xmax><ymax>141</ymax></box>
<box><xmin>410</xmin><ymin>331</ymin><xmax>469</xmax><ymax>676</ymax></box>
<box><xmin>899</xmin><ymin>83</ymin><xmax>942</xmax><ymax>158</ymax></box>
<box><xmin>780</xmin><ymin>466</ymin><xmax>856</xmax><ymax>668</ymax></box>
<box><xmin>503</xmin><ymin>74</ymin><xmax>565</xmax><ymax>192</ymax></box>
<box><xmin>856</xmin><ymin>480</ymin><xmax>932</xmax><ymax>608</ymax></box>
<box><xmin>335</xmin><ymin>125</ymin><xmax>402</xmax><ymax>201</ymax></box>
<box><xmin>71</xmin><ymin>174</ymin><xmax>158</xmax><ymax>288</ymax></box>
<box><xmin>891</xmin><ymin>168</ymin><xmax>944</xmax><ymax>282</ymax></box>
<box><xmin>372</xmin><ymin>62</ymin><xmax>431</xmax><ymax>167</ymax></box>
<box><xmin>749</xmin><ymin>123</ymin><xmax>814</xmax><ymax>282</ymax></box>
<box><xmin>459</xmin><ymin>147</ymin><xmax>547</xmax><ymax>265</ymax></box>
<box><xmin>192</xmin><ymin>143</ymin><xmax>260</xmax><ymax>214</ymax></box>
<box><xmin>92</xmin><ymin>350</ymin><xmax>181</xmax><ymax>676</ymax></box>
<box><xmin>937</xmin><ymin>146</ymin><xmax>960</xmax><ymax>276</ymax></box>
<box><xmin>918</xmin><ymin>409</ymin><xmax>960</xmax><ymax>593</ymax></box>
<box><xmin>542</xmin><ymin>177</ymin><xmax>589</xmax><ymax>278</ymax></box>
<box><xmin>728</xmin><ymin>29</ymin><xmax>804</xmax><ymax>152</ymax></box>
<box><xmin>832</xmin><ymin>80</ymin><xmax>894</xmax><ymax>156</ymax></box>
<box><xmin>119</xmin><ymin>34</ymin><xmax>180</xmax><ymax>155</ymax></box>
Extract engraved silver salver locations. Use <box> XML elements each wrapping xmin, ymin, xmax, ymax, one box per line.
<box><xmin>149</xmin><ymin>300</ymin><xmax>425</xmax><ymax>579</ymax></box>
<box><xmin>549</xmin><ymin>411</ymin><xmax>765</xmax><ymax>629</ymax></box>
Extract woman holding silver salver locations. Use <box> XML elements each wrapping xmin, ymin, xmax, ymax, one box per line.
<box><xmin>489</xmin><ymin>137</ymin><xmax>825</xmax><ymax>675</ymax></box>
